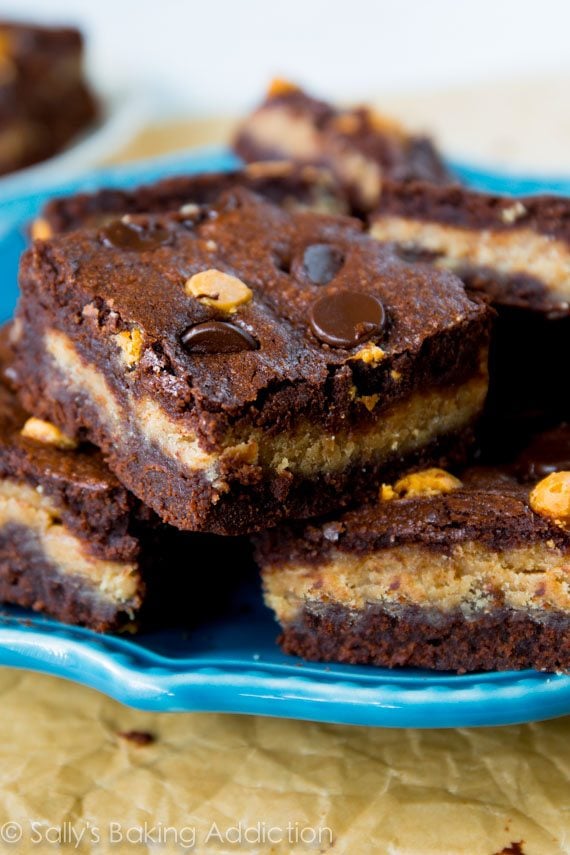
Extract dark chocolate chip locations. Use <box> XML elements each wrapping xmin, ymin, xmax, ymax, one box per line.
<box><xmin>309</xmin><ymin>290</ymin><xmax>385</xmax><ymax>348</ymax></box>
<box><xmin>302</xmin><ymin>244</ymin><xmax>344</xmax><ymax>284</ymax></box>
<box><xmin>100</xmin><ymin>220</ymin><xmax>170</xmax><ymax>251</ymax></box>
<box><xmin>181</xmin><ymin>321</ymin><xmax>258</xmax><ymax>354</ymax></box>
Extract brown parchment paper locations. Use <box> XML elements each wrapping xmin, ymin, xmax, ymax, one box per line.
<box><xmin>2</xmin><ymin>81</ymin><xmax>570</xmax><ymax>855</ymax></box>
<box><xmin>0</xmin><ymin>670</ymin><xmax>569</xmax><ymax>854</ymax></box>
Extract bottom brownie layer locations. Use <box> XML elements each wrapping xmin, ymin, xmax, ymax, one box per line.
<box><xmin>279</xmin><ymin>604</ymin><xmax>570</xmax><ymax>673</ymax></box>
<box><xmin>0</xmin><ymin>521</ymin><xmax>141</xmax><ymax>632</ymax></box>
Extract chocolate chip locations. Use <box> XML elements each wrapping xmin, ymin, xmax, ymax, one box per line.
<box><xmin>309</xmin><ymin>290</ymin><xmax>385</xmax><ymax>348</ymax></box>
<box><xmin>302</xmin><ymin>244</ymin><xmax>344</xmax><ymax>284</ymax></box>
<box><xmin>100</xmin><ymin>220</ymin><xmax>170</xmax><ymax>251</ymax></box>
<box><xmin>181</xmin><ymin>321</ymin><xmax>258</xmax><ymax>354</ymax></box>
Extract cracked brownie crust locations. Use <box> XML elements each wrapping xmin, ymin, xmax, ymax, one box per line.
<box><xmin>33</xmin><ymin>161</ymin><xmax>349</xmax><ymax>239</ymax></box>
<box><xmin>257</xmin><ymin>426</ymin><xmax>570</xmax><ymax>672</ymax></box>
<box><xmin>13</xmin><ymin>189</ymin><xmax>491</xmax><ymax>534</ymax></box>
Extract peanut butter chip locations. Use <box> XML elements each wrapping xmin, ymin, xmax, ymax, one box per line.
<box><xmin>267</xmin><ymin>77</ymin><xmax>300</xmax><ymax>98</ymax></box>
<box><xmin>350</xmin><ymin>343</ymin><xmax>386</xmax><ymax>364</ymax></box>
<box><xmin>30</xmin><ymin>218</ymin><xmax>53</xmax><ymax>241</ymax></box>
<box><xmin>185</xmin><ymin>269</ymin><xmax>253</xmax><ymax>313</ymax></box>
<box><xmin>382</xmin><ymin>468</ymin><xmax>462</xmax><ymax>500</ymax></box>
<box><xmin>114</xmin><ymin>328</ymin><xmax>144</xmax><ymax>368</ymax></box>
<box><xmin>529</xmin><ymin>471</ymin><xmax>570</xmax><ymax>528</ymax></box>
<box><xmin>21</xmin><ymin>418</ymin><xmax>78</xmax><ymax>451</ymax></box>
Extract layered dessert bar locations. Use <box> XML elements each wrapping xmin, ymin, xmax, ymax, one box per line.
<box><xmin>257</xmin><ymin>424</ymin><xmax>570</xmax><ymax>673</ymax></box>
<box><xmin>13</xmin><ymin>189</ymin><xmax>491</xmax><ymax>534</ymax></box>
<box><xmin>31</xmin><ymin>161</ymin><xmax>348</xmax><ymax>240</ymax></box>
<box><xmin>0</xmin><ymin>21</ymin><xmax>97</xmax><ymax>176</ymax></box>
<box><xmin>0</xmin><ymin>334</ymin><xmax>148</xmax><ymax>631</ymax></box>
<box><xmin>370</xmin><ymin>181</ymin><xmax>570</xmax><ymax>420</ymax></box>
<box><xmin>233</xmin><ymin>80</ymin><xmax>452</xmax><ymax>213</ymax></box>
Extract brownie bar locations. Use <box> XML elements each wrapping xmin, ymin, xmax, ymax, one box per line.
<box><xmin>31</xmin><ymin>161</ymin><xmax>349</xmax><ymax>239</ymax></box>
<box><xmin>233</xmin><ymin>80</ymin><xmax>452</xmax><ymax>213</ymax></box>
<box><xmin>371</xmin><ymin>181</ymin><xmax>570</xmax><ymax>314</ymax></box>
<box><xmin>257</xmin><ymin>425</ymin><xmax>570</xmax><ymax>673</ymax></box>
<box><xmin>0</xmin><ymin>21</ymin><xmax>97</xmax><ymax>175</ymax></box>
<box><xmin>13</xmin><ymin>189</ymin><xmax>491</xmax><ymax>535</ymax></box>
<box><xmin>370</xmin><ymin>181</ymin><xmax>570</xmax><ymax>421</ymax></box>
<box><xmin>0</xmin><ymin>329</ymin><xmax>149</xmax><ymax>631</ymax></box>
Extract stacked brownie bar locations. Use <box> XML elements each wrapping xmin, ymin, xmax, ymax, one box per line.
<box><xmin>256</xmin><ymin>433</ymin><xmax>570</xmax><ymax>673</ymax></box>
<box><xmin>234</xmin><ymin>79</ymin><xmax>453</xmax><ymax>213</ymax></box>
<box><xmin>0</xmin><ymin>328</ymin><xmax>145</xmax><ymax>631</ymax></box>
<box><xmin>370</xmin><ymin>181</ymin><xmax>570</xmax><ymax>423</ymax></box>
<box><xmin>6</xmin><ymin>82</ymin><xmax>570</xmax><ymax>674</ymax></box>
<box><xmin>0</xmin><ymin>21</ymin><xmax>97</xmax><ymax>176</ymax></box>
<box><xmin>12</xmin><ymin>188</ymin><xmax>489</xmax><ymax>534</ymax></box>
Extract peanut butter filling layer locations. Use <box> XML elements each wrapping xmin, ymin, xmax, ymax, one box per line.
<box><xmin>264</xmin><ymin>542</ymin><xmax>570</xmax><ymax>625</ymax></box>
<box><xmin>370</xmin><ymin>216</ymin><xmax>570</xmax><ymax>301</ymax></box>
<box><xmin>0</xmin><ymin>479</ymin><xmax>140</xmax><ymax>607</ymax></box>
<box><xmin>240</xmin><ymin>108</ymin><xmax>323</xmax><ymax>162</ymax></box>
<box><xmin>45</xmin><ymin>329</ymin><xmax>487</xmax><ymax>484</ymax></box>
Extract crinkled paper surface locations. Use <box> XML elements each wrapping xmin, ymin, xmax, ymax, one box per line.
<box><xmin>0</xmin><ymin>670</ymin><xmax>568</xmax><ymax>854</ymax></box>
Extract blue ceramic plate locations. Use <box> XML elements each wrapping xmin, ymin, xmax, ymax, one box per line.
<box><xmin>1</xmin><ymin>147</ymin><xmax>570</xmax><ymax>728</ymax></box>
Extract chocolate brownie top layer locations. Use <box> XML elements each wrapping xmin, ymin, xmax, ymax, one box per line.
<box><xmin>38</xmin><ymin>163</ymin><xmax>349</xmax><ymax>236</ymax></box>
<box><xmin>256</xmin><ymin>424</ymin><xmax>570</xmax><ymax>561</ymax></box>
<box><xmin>375</xmin><ymin>180</ymin><xmax>570</xmax><ymax>243</ymax></box>
<box><xmin>21</xmin><ymin>189</ymin><xmax>489</xmax><ymax>436</ymax></box>
<box><xmin>233</xmin><ymin>83</ymin><xmax>452</xmax><ymax>213</ymax></box>
<box><xmin>0</xmin><ymin>332</ymin><xmax>138</xmax><ymax>561</ymax></box>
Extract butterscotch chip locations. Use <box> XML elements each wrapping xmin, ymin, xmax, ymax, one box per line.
<box><xmin>30</xmin><ymin>218</ymin><xmax>53</xmax><ymax>241</ymax></box>
<box><xmin>350</xmin><ymin>343</ymin><xmax>386</xmax><ymax>364</ymax></box>
<box><xmin>267</xmin><ymin>78</ymin><xmax>300</xmax><ymax>98</ymax></box>
<box><xmin>392</xmin><ymin>468</ymin><xmax>462</xmax><ymax>498</ymax></box>
<box><xmin>379</xmin><ymin>483</ymin><xmax>397</xmax><ymax>501</ymax></box>
<box><xmin>530</xmin><ymin>471</ymin><xmax>570</xmax><ymax>528</ymax></box>
<box><xmin>114</xmin><ymin>328</ymin><xmax>144</xmax><ymax>368</ymax></box>
<box><xmin>185</xmin><ymin>269</ymin><xmax>253</xmax><ymax>313</ymax></box>
<box><xmin>21</xmin><ymin>417</ymin><xmax>78</xmax><ymax>450</ymax></box>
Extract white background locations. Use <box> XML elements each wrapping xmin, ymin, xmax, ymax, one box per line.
<box><xmin>1</xmin><ymin>0</ymin><xmax>570</xmax><ymax>116</ymax></box>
